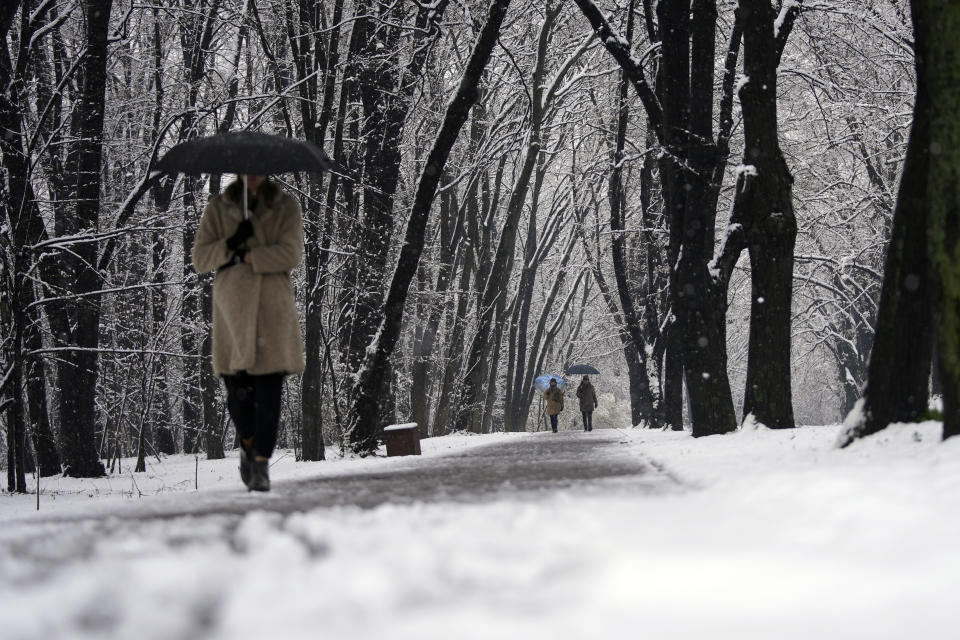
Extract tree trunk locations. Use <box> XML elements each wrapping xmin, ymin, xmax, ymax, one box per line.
<box><xmin>287</xmin><ymin>0</ymin><xmax>344</xmax><ymax>461</ymax></box>
<box><xmin>343</xmin><ymin>0</ymin><xmax>448</xmax><ymax>372</ymax></box>
<box><xmin>452</xmin><ymin>4</ymin><xmax>558</xmax><ymax>434</ymax></box>
<box><xmin>23</xmin><ymin>285</ymin><xmax>60</xmax><ymax>476</ymax></box>
<box><xmin>838</xmin><ymin>2</ymin><xmax>933</xmax><ymax>445</ymax></box>
<box><xmin>151</xmin><ymin>231</ymin><xmax>175</xmax><ymax>455</ymax></box>
<box><xmin>919</xmin><ymin>0</ymin><xmax>960</xmax><ymax>440</ymax></box>
<box><xmin>0</xmin><ymin>0</ymin><xmax>59</xmax><ymax>488</ymax></box>
<box><xmin>574</xmin><ymin>0</ymin><xmax>738</xmax><ymax>437</ymax></box>
<box><xmin>660</xmin><ymin>1</ymin><xmax>738</xmax><ymax>437</ymax></box>
<box><xmin>180</xmin><ymin>180</ymin><xmax>202</xmax><ymax>455</ymax></box>
<box><xmin>200</xmin><ymin>282</ymin><xmax>223</xmax><ymax>459</ymax></box>
<box><xmin>608</xmin><ymin>1</ymin><xmax>657</xmax><ymax>426</ymax></box>
<box><xmin>176</xmin><ymin>1</ymin><xmax>221</xmax><ymax>455</ymax></box>
<box><xmin>410</xmin><ymin>187</ymin><xmax>462</xmax><ymax>438</ymax></box>
<box><xmin>348</xmin><ymin>0</ymin><xmax>512</xmax><ymax>453</ymax></box>
<box><xmin>6</xmin><ymin>260</ymin><xmax>28</xmax><ymax>492</ymax></box>
<box><xmin>56</xmin><ymin>0</ymin><xmax>113</xmax><ymax>477</ymax></box>
<box><xmin>734</xmin><ymin>0</ymin><xmax>799</xmax><ymax>429</ymax></box>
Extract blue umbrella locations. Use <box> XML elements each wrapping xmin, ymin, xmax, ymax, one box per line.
<box><xmin>534</xmin><ymin>374</ymin><xmax>566</xmax><ymax>393</ymax></box>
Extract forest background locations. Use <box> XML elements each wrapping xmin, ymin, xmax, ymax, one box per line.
<box><xmin>0</xmin><ymin>0</ymin><xmax>930</xmax><ymax>488</ymax></box>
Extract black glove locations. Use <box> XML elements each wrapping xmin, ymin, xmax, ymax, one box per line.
<box><xmin>226</xmin><ymin>219</ymin><xmax>254</xmax><ymax>250</ymax></box>
<box><xmin>218</xmin><ymin>248</ymin><xmax>247</xmax><ymax>271</ymax></box>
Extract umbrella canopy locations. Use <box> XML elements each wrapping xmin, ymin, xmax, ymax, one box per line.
<box><xmin>534</xmin><ymin>374</ymin><xmax>566</xmax><ymax>393</ymax></box>
<box><xmin>156</xmin><ymin>131</ymin><xmax>332</xmax><ymax>176</ymax></box>
<box><xmin>565</xmin><ymin>364</ymin><xmax>600</xmax><ymax>375</ymax></box>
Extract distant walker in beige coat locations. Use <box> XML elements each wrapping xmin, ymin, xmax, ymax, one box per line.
<box><xmin>192</xmin><ymin>175</ymin><xmax>305</xmax><ymax>492</ymax></box>
<box><xmin>544</xmin><ymin>379</ymin><xmax>564</xmax><ymax>433</ymax></box>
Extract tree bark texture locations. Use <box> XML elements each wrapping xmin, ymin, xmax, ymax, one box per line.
<box><xmin>410</xmin><ymin>186</ymin><xmax>462</xmax><ymax>437</ymax></box>
<box><xmin>658</xmin><ymin>0</ymin><xmax>738</xmax><ymax>436</ymax></box>
<box><xmin>608</xmin><ymin>0</ymin><xmax>657</xmax><ymax>426</ymax></box>
<box><xmin>288</xmin><ymin>0</ymin><xmax>343</xmax><ymax>461</ymax></box>
<box><xmin>348</xmin><ymin>0</ymin><xmax>512</xmax><ymax>453</ymax></box>
<box><xmin>54</xmin><ymin>0</ymin><xmax>113</xmax><ymax>477</ymax></box>
<box><xmin>343</xmin><ymin>1</ymin><xmax>449</xmax><ymax>377</ymax></box>
<box><xmin>838</xmin><ymin>3</ymin><xmax>933</xmax><ymax>446</ymax></box>
<box><xmin>732</xmin><ymin>0</ymin><xmax>798</xmax><ymax>429</ymax></box>
<box><xmin>575</xmin><ymin>0</ymin><xmax>737</xmax><ymax>436</ymax></box>
<box><xmin>1</xmin><ymin>0</ymin><xmax>59</xmax><ymax>488</ymax></box>
<box><xmin>452</xmin><ymin>2</ymin><xmax>557</xmax><ymax>434</ymax></box>
<box><xmin>917</xmin><ymin>0</ymin><xmax>960</xmax><ymax>440</ymax></box>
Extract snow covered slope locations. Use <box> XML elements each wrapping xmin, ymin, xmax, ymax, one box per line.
<box><xmin>1</xmin><ymin>423</ymin><xmax>957</xmax><ymax>640</ymax></box>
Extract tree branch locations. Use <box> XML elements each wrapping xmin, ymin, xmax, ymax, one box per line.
<box><xmin>572</xmin><ymin>0</ymin><xmax>664</xmax><ymax>139</ymax></box>
<box><xmin>773</xmin><ymin>0</ymin><xmax>804</xmax><ymax>66</ymax></box>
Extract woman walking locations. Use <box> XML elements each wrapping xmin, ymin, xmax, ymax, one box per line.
<box><xmin>544</xmin><ymin>378</ymin><xmax>564</xmax><ymax>433</ymax></box>
<box><xmin>192</xmin><ymin>175</ymin><xmax>305</xmax><ymax>491</ymax></box>
<box><xmin>576</xmin><ymin>375</ymin><xmax>598</xmax><ymax>431</ymax></box>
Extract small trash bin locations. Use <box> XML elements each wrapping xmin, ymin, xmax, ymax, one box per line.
<box><xmin>383</xmin><ymin>423</ymin><xmax>421</xmax><ymax>457</ymax></box>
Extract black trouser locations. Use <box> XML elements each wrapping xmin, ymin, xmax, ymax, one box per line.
<box><xmin>223</xmin><ymin>372</ymin><xmax>284</xmax><ymax>458</ymax></box>
<box><xmin>549</xmin><ymin>413</ymin><xmax>559</xmax><ymax>432</ymax></box>
<box><xmin>581</xmin><ymin>411</ymin><xmax>593</xmax><ymax>431</ymax></box>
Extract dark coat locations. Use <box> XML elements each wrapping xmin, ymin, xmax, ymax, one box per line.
<box><xmin>576</xmin><ymin>381</ymin><xmax>598</xmax><ymax>412</ymax></box>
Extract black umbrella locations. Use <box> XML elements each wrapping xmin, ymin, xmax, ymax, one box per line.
<box><xmin>565</xmin><ymin>364</ymin><xmax>600</xmax><ymax>375</ymax></box>
<box><xmin>156</xmin><ymin>131</ymin><xmax>332</xmax><ymax>176</ymax></box>
<box><xmin>157</xmin><ymin>132</ymin><xmax>333</xmax><ymax>219</ymax></box>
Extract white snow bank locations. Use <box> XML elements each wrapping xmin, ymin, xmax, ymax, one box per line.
<box><xmin>1</xmin><ymin>424</ymin><xmax>958</xmax><ymax>640</ymax></box>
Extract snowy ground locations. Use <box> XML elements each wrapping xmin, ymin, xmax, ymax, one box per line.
<box><xmin>1</xmin><ymin>421</ymin><xmax>958</xmax><ymax>640</ymax></box>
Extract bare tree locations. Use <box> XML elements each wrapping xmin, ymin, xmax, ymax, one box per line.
<box><xmin>915</xmin><ymin>0</ymin><xmax>960</xmax><ymax>440</ymax></box>
<box><xmin>839</xmin><ymin>0</ymin><xmax>933</xmax><ymax>446</ymax></box>
<box><xmin>715</xmin><ymin>0</ymin><xmax>803</xmax><ymax>428</ymax></box>
<box><xmin>348</xmin><ymin>0</ymin><xmax>514</xmax><ymax>453</ymax></box>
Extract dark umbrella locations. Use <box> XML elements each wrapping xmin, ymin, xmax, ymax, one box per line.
<box><xmin>157</xmin><ymin>131</ymin><xmax>332</xmax><ymax>176</ymax></box>
<box><xmin>156</xmin><ymin>131</ymin><xmax>333</xmax><ymax>218</ymax></box>
<box><xmin>565</xmin><ymin>364</ymin><xmax>600</xmax><ymax>375</ymax></box>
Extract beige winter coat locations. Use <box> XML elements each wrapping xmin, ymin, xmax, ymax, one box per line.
<box><xmin>191</xmin><ymin>180</ymin><xmax>305</xmax><ymax>376</ymax></box>
<box><xmin>544</xmin><ymin>385</ymin><xmax>564</xmax><ymax>416</ymax></box>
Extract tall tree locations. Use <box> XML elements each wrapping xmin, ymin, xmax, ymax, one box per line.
<box><xmin>348</xmin><ymin>0</ymin><xmax>513</xmax><ymax>453</ymax></box>
<box><xmin>51</xmin><ymin>0</ymin><xmax>114</xmax><ymax>476</ymax></box>
<box><xmin>1</xmin><ymin>0</ymin><xmax>60</xmax><ymax>490</ymax></box>
<box><xmin>179</xmin><ymin>0</ymin><xmax>221</xmax><ymax>457</ymax></box>
<box><xmin>839</xmin><ymin>0</ymin><xmax>933</xmax><ymax>446</ymax></box>
<box><xmin>607</xmin><ymin>0</ymin><xmax>657</xmax><ymax>426</ymax></box>
<box><xmin>722</xmin><ymin>0</ymin><xmax>802</xmax><ymax>428</ymax></box>
<box><xmin>917</xmin><ymin>0</ymin><xmax>960</xmax><ymax>440</ymax></box>
<box><xmin>574</xmin><ymin>0</ymin><xmax>738</xmax><ymax>436</ymax></box>
<box><xmin>341</xmin><ymin>0</ymin><xmax>448</xmax><ymax>382</ymax></box>
<box><xmin>452</xmin><ymin>2</ymin><xmax>561</xmax><ymax>434</ymax></box>
<box><xmin>284</xmin><ymin>0</ymin><xmax>343</xmax><ymax>461</ymax></box>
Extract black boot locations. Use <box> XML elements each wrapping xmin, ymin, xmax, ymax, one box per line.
<box><xmin>248</xmin><ymin>454</ymin><xmax>271</xmax><ymax>492</ymax></box>
<box><xmin>239</xmin><ymin>447</ymin><xmax>253</xmax><ymax>489</ymax></box>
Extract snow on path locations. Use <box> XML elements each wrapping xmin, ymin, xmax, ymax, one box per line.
<box><xmin>1</xmin><ymin>423</ymin><xmax>959</xmax><ymax>640</ymax></box>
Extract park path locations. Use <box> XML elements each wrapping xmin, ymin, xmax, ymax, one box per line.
<box><xmin>0</xmin><ymin>429</ymin><xmax>684</xmax><ymax>640</ymax></box>
<box><xmin>0</xmin><ymin>430</ymin><xmax>675</xmax><ymax>584</ymax></box>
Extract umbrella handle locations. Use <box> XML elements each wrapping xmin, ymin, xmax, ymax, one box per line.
<box><xmin>242</xmin><ymin>178</ymin><xmax>250</xmax><ymax>220</ymax></box>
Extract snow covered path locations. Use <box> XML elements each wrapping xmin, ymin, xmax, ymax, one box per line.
<box><xmin>1</xmin><ymin>430</ymin><xmax>672</xmax><ymax>640</ymax></box>
<box><xmin>2</xmin><ymin>424</ymin><xmax>959</xmax><ymax>640</ymax></box>
<box><xmin>5</xmin><ymin>429</ymin><xmax>662</xmax><ymax>523</ymax></box>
